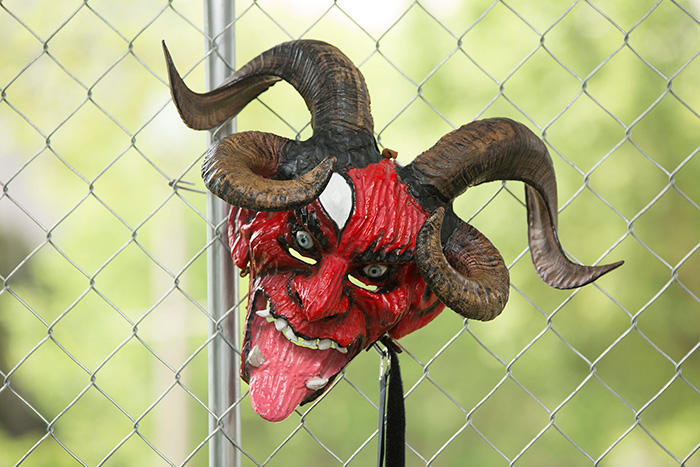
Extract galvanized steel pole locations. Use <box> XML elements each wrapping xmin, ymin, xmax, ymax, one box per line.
<box><xmin>204</xmin><ymin>1</ymin><xmax>240</xmax><ymax>466</ymax></box>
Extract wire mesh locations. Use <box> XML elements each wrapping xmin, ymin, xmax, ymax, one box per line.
<box><xmin>1</xmin><ymin>0</ymin><xmax>699</xmax><ymax>465</ymax></box>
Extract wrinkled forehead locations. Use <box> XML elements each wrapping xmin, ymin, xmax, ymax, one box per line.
<box><xmin>298</xmin><ymin>159</ymin><xmax>428</xmax><ymax>260</ymax></box>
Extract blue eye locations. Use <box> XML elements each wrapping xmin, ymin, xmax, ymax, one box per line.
<box><xmin>363</xmin><ymin>264</ymin><xmax>388</xmax><ymax>279</ymax></box>
<box><xmin>295</xmin><ymin>231</ymin><xmax>314</xmax><ymax>250</ymax></box>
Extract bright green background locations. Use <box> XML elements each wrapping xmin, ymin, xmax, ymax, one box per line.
<box><xmin>1</xmin><ymin>0</ymin><xmax>698</xmax><ymax>465</ymax></box>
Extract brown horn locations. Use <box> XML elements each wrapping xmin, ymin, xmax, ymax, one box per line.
<box><xmin>525</xmin><ymin>185</ymin><xmax>623</xmax><ymax>288</ymax></box>
<box><xmin>416</xmin><ymin>208</ymin><xmax>509</xmax><ymax>321</ymax></box>
<box><xmin>163</xmin><ymin>42</ymin><xmax>278</xmax><ymax>131</ymax></box>
<box><xmin>163</xmin><ymin>40</ymin><xmax>374</xmax><ymax>134</ymax></box>
<box><xmin>202</xmin><ymin>131</ymin><xmax>335</xmax><ymax>211</ymax></box>
<box><xmin>407</xmin><ymin>117</ymin><xmax>622</xmax><ymax>293</ymax></box>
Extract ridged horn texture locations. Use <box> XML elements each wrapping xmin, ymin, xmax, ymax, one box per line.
<box><xmin>408</xmin><ymin>118</ymin><xmax>622</xmax><ymax>316</ymax></box>
<box><xmin>163</xmin><ymin>39</ymin><xmax>375</xmax><ymax>211</ymax></box>
<box><xmin>416</xmin><ymin>208</ymin><xmax>510</xmax><ymax>321</ymax></box>
<box><xmin>163</xmin><ymin>40</ymin><xmax>374</xmax><ymax>134</ymax></box>
<box><xmin>201</xmin><ymin>131</ymin><xmax>335</xmax><ymax>211</ymax></box>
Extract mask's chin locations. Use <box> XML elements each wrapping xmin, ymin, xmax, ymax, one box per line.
<box><xmin>241</xmin><ymin>290</ymin><xmax>362</xmax><ymax>422</ymax></box>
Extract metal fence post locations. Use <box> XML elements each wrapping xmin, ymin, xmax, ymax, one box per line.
<box><xmin>204</xmin><ymin>1</ymin><xmax>240</xmax><ymax>466</ymax></box>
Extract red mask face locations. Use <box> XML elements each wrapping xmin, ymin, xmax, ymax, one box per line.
<box><xmin>230</xmin><ymin>160</ymin><xmax>445</xmax><ymax>421</ymax></box>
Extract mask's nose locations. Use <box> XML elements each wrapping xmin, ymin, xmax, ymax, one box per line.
<box><xmin>291</xmin><ymin>255</ymin><xmax>349</xmax><ymax>321</ymax></box>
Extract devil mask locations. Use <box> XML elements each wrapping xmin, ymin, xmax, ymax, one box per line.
<box><xmin>163</xmin><ymin>40</ymin><xmax>623</xmax><ymax>422</ymax></box>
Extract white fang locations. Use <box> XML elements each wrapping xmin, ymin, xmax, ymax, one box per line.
<box><xmin>247</xmin><ymin>345</ymin><xmax>265</xmax><ymax>367</ymax></box>
<box><xmin>306</xmin><ymin>376</ymin><xmax>329</xmax><ymax>390</ymax></box>
<box><xmin>319</xmin><ymin>172</ymin><xmax>352</xmax><ymax>230</ymax></box>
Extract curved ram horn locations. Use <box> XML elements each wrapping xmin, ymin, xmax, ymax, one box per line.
<box><xmin>416</xmin><ymin>208</ymin><xmax>510</xmax><ymax>321</ymax></box>
<box><xmin>407</xmin><ymin>117</ymin><xmax>622</xmax><ymax>293</ymax></box>
<box><xmin>163</xmin><ymin>40</ymin><xmax>374</xmax><ymax>134</ymax></box>
<box><xmin>202</xmin><ymin>131</ymin><xmax>335</xmax><ymax>211</ymax></box>
<box><xmin>163</xmin><ymin>42</ymin><xmax>279</xmax><ymax>131</ymax></box>
<box><xmin>525</xmin><ymin>185</ymin><xmax>623</xmax><ymax>288</ymax></box>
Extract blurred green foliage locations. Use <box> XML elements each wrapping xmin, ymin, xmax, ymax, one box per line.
<box><xmin>0</xmin><ymin>0</ymin><xmax>698</xmax><ymax>466</ymax></box>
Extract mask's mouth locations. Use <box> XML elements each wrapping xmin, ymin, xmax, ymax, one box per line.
<box><xmin>241</xmin><ymin>290</ymin><xmax>360</xmax><ymax>422</ymax></box>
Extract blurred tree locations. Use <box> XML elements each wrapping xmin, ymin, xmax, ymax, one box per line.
<box><xmin>0</xmin><ymin>0</ymin><xmax>697</xmax><ymax>465</ymax></box>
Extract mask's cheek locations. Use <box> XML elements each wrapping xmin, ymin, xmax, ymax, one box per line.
<box><xmin>352</xmin><ymin>291</ymin><xmax>403</xmax><ymax>336</ymax></box>
<box><xmin>246</xmin><ymin>222</ymin><xmax>303</xmax><ymax>275</ymax></box>
<box><xmin>229</xmin><ymin>209</ymin><xmax>291</xmax><ymax>273</ymax></box>
<box><xmin>386</xmin><ymin>267</ymin><xmax>446</xmax><ymax>341</ymax></box>
<box><xmin>354</xmin><ymin>264</ymin><xmax>424</xmax><ymax>344</ymax></box>
<box><xmin>388</xmin><ymin>299</ymin><xmax>445</xmax><ymax>341</ymax></box>
<box><xmin>229</xmin><ymin>207</ymin><xmax>251</xmax><ymax>271</ymax></box>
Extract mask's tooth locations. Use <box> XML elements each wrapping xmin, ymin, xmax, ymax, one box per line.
<box><xmin>300</xmin><ymin>338</ymin><xmax>317</xmax><ymax>348</ymax></box>
<box><xmin>333</xmin><ymin>342</ymin><xmax>348</xmax><ymax>354</ymax></box>
<box><xmin>306</xmin><ymin>376</ymin><xmax>329</xmax><ymax>391</ymax></box>
<box><xmin>274</xmin><ymin>317</ymin><xmax>288</xmax><ymax>332</ymax></box>
<box><xmin>247</xmin><ymin>345</ymin><xmax>265</xmax><ymax>368</ymax></box>
<box><xmin>317</xmin><ymin>339</ymin><xmax>332</xmax><ymax>350</ymax></box>
<box><xmin>284</xmin><ymin>326</ymin><xmax>298</xmax><ymax>342</ymax></box>
<box><xmin>255</xmin><ymin>308</ymin><xmax>271</xmax><ymax>318</ymax></box>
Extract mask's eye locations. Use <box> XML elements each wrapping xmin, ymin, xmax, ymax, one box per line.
<box><xmin>289</xmin><ymin>230</ymin><xmax>317</xmax><ymax>265</ymax></box>
<box><xmin>349</xmin><ymin>263</ymin><xmax>391</xmax><ymax>292</ymax></box>
<box><xmin>362</xmin><ymin>264</ymin><xmax>388</xmax><ymax>279</ymax></box>
<box><xmin>295</xmin><ymin>231</ymin><xmax>314</xmax><ymax>250</ymax></box>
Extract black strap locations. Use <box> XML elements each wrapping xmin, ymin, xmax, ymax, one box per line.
<box><xmin>377</xmin><ymin>344</ymin><xmax>405</xmax><ymax>467</ymax></box>
<box><xmin>385</xmin><ymin>346</ymin><xmax>405</xmax><ymax>467</ymax></box>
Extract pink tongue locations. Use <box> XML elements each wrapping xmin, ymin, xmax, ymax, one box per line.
<box><xmin>247</xmin><ymin>319</ymin><xmax>349</xmax><ymax>422</ymax></box>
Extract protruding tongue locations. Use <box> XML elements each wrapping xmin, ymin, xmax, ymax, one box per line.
<box><xmin>247</xmin><ymin>317</ymin><xmax>350</xmax><ymax>422</ymax></box>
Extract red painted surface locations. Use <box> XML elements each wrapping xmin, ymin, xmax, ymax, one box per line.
<box><xmin>229</xmin><ymin>160</ymin><xmax>447</xmax><ymax>421</ymax></box>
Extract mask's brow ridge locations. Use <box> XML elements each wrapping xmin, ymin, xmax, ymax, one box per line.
<box><xmin>293</xmin><ymin>207</ymin><xmax>331</xmax><ymax>250</ymax></box>
<box><xmin>354</xmin><ymin>243</ymin><xmax>414</xmax><ymax>264</ymax></box>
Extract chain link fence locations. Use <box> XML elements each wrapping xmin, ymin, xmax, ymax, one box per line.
<box><xmin>1</xmin><ymin>0</ymin><xmax>699</xmax><ymax>465</ymax></box>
